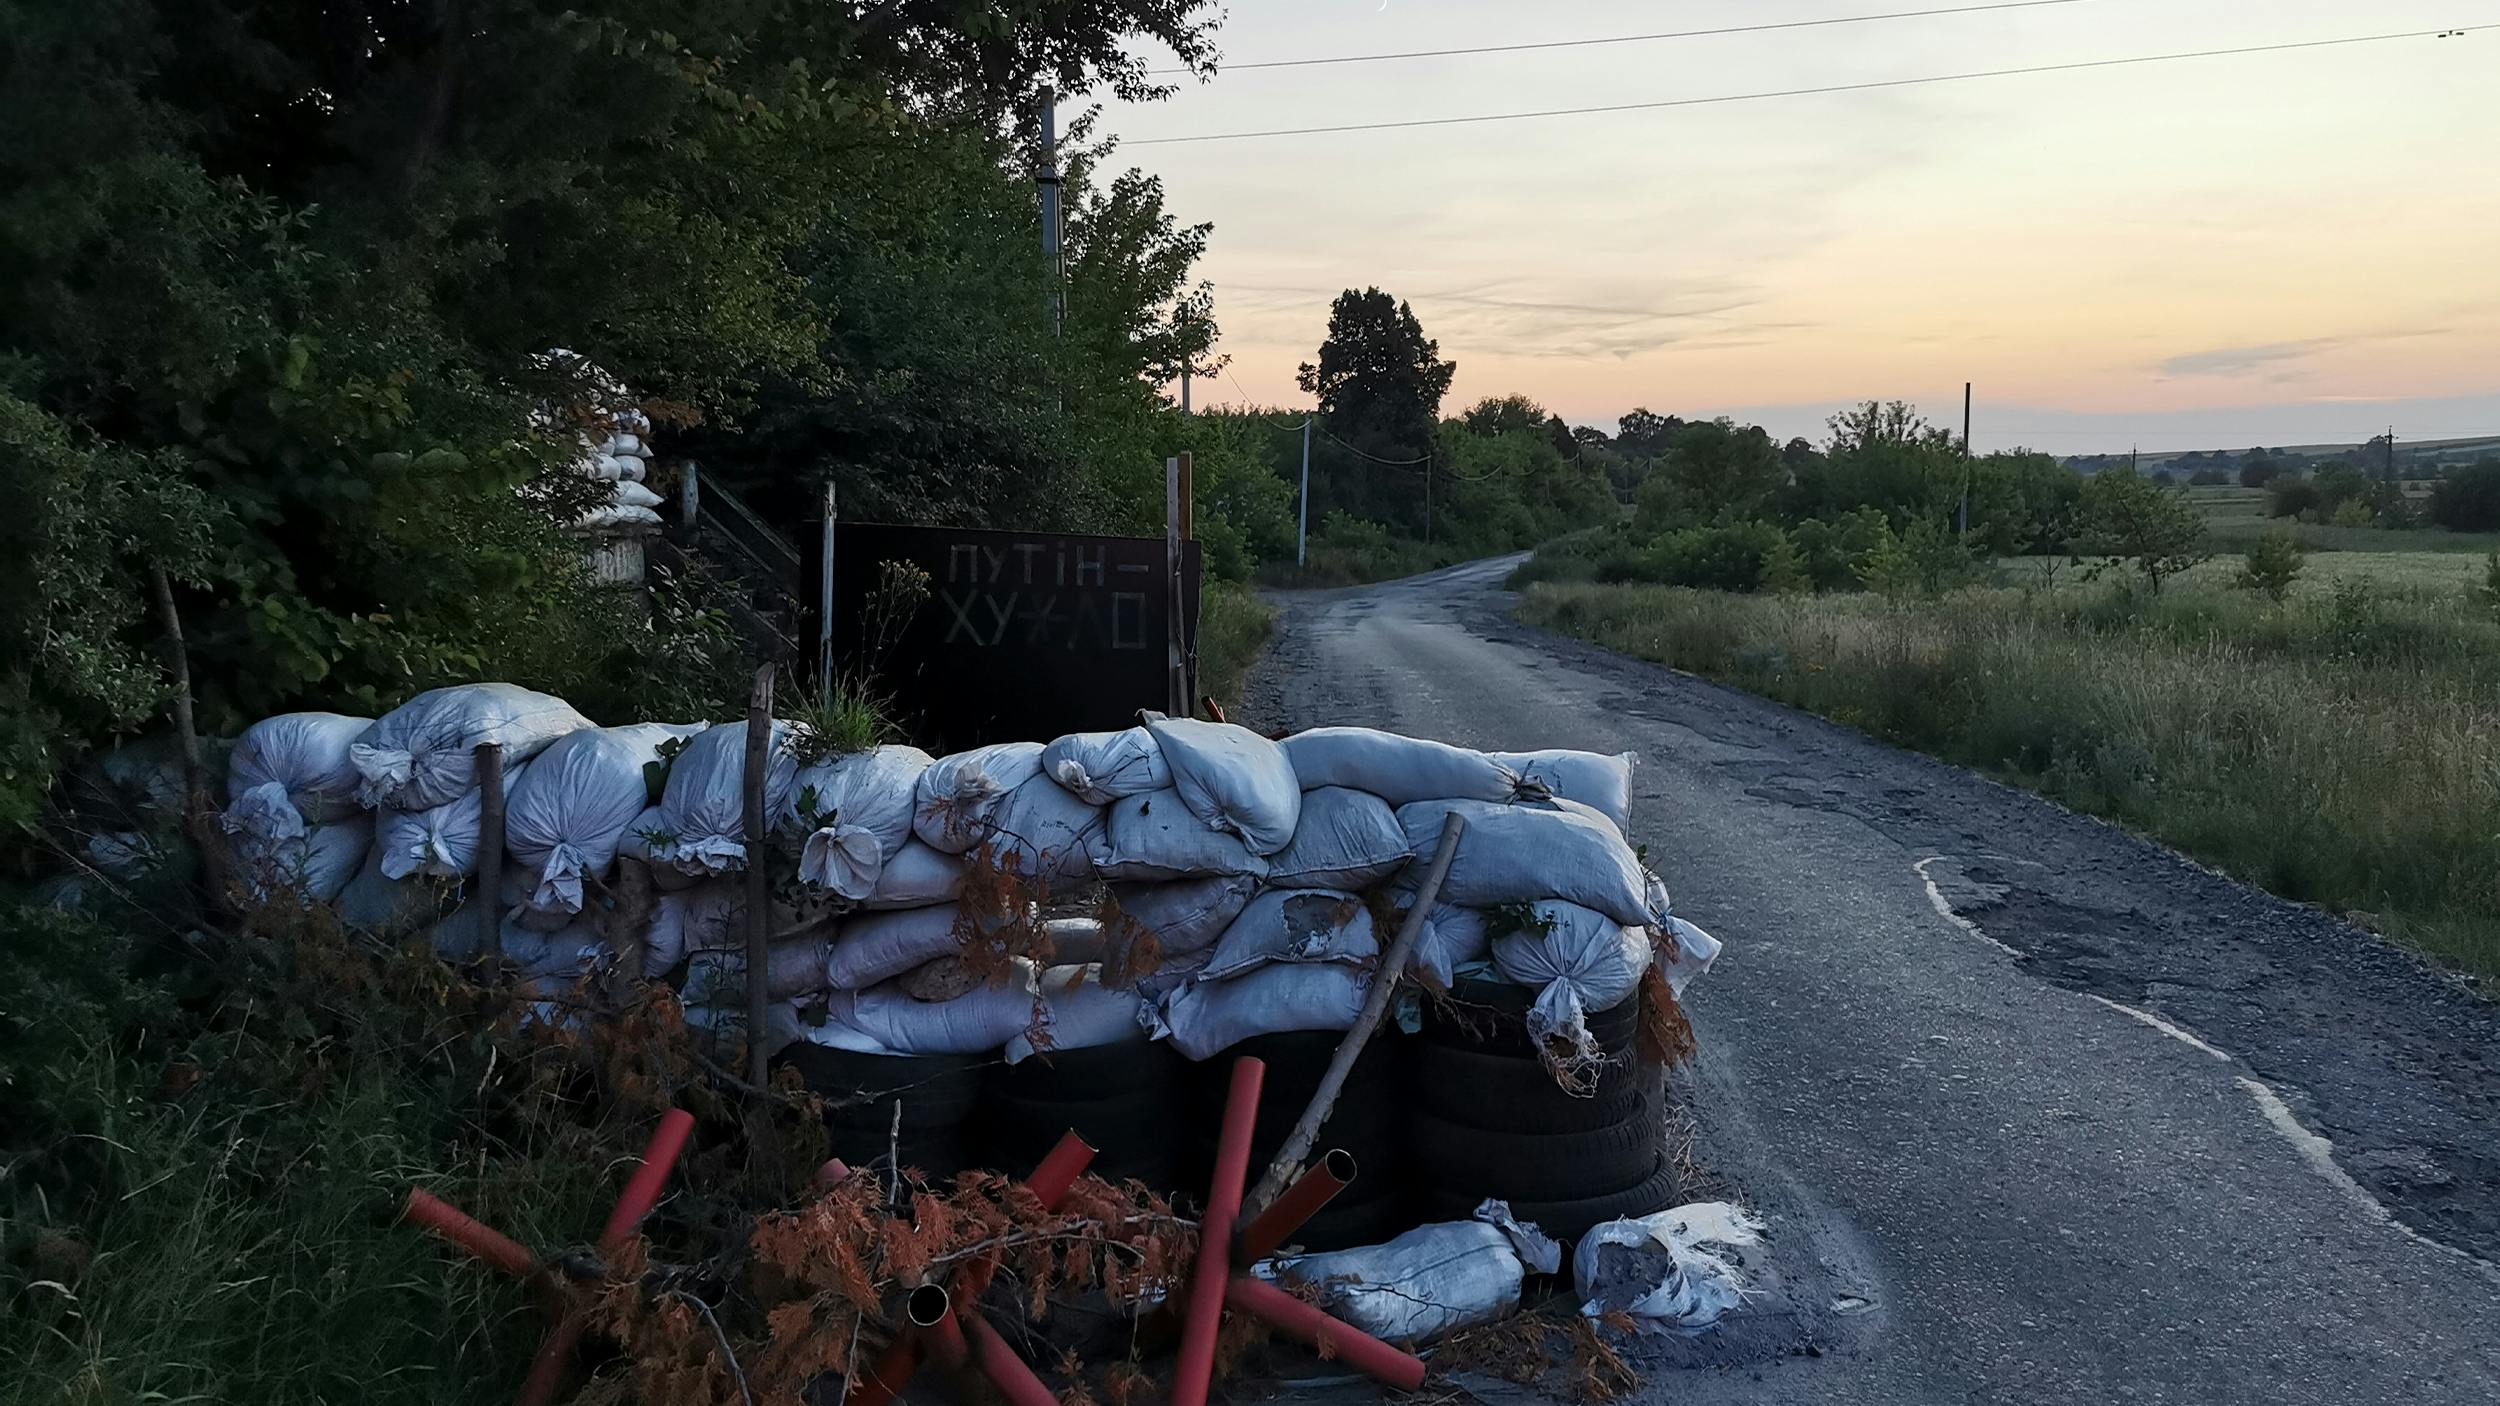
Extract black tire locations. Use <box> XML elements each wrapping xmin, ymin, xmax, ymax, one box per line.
<box><xmin>1422</xmin><ymin>978</ymin><xmax>1638</xmax><ymax>1056</ymax></box>
<box><xmin>1406</xmin><ymin>1107</ymin><xmax>1661</xmax><ymax>1203</ymax></box>
<box><xmin>783</xmin><ymin>1046</ymin><xmax>986</xmax><ymax>1131</ymax></box>
<box><xmin>827</xmin><ymin>1123</ymin><xmax>970</xmax><ymax>1182</ymax></box>
<box><xmin>1412</xmin><ymin>1041</ymin><xmax>1661</xmax><ymax>1135</ymax></box>
<box><xmin>1189</xmin><ymin>1028</ymin><xmax>1403</xmax><ymax>1094</ymax></box>
<box><xmin>1285</xmin><ymin>1190</ymin><xmax>1416</xmax><ymax>1254</ymax></box>
<box><xmin>988</xmin><ymin>1039</ymin><xmax>1185</xmax><ymax>1105</ymax></box>
<box><xmin>1412</xmin><ymin>1157</ymin><xmax>1682</xmax><ymax>1245</ymax></box>
<box><xmin>974</xmin><ymin>1082</ymin><xmax>1185</xmax><ymax>1190</ymax></box>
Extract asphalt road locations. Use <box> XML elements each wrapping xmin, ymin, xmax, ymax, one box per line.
<box><xmin>1240</xmin><ymin>556</ymin><xmax>2500</xmax><ymax>1406</ymax></box>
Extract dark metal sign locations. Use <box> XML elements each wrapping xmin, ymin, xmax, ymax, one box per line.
<box><xmin>808</xmin><ymin>521</ymin><xmax>1201</xmax><ymax>751</ymax></box>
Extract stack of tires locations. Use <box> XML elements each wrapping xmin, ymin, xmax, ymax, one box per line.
<box><xmin>1405</xmin><ymin>977</ymin><xmax>1675</xmax><ymax>1242</ymax></box>
<box><xmin>974</xmin><ymin>1038</ymin><xmax>1189</xmax><ymax>1194</ymax></box>
<box><xmin>1185</xmin><ymin>1030</ymin><xmax>1410</xmax><ymax>1251</ymax></box>
<box><xmin>781</xmin><ymin>1046</ymin><xmax>984</xmax><ymax>1181</ymax></box>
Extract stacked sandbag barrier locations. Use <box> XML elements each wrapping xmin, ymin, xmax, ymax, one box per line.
<box><xmin>208</xmin><ymin>687</ymin><xmax>1720</xmax><ymax>1244</ymax></box>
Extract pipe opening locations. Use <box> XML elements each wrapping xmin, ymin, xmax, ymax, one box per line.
<box><xmin>1322</xmin><ymin>1148</ymin><xmax>1358</xmax><ymax>1182</ymax></box>
<box><xmin>907</xmin><ymin>1284</ymin><xmax>952</xmax><ymax>1328</ymax></box>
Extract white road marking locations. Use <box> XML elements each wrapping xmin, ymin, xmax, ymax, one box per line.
<box><xmin>2237</xmin><ymin>1077</ymin><xmax>2500</xmax><ymax>1283</ymax></box>
<box><xmin>1911</xmin><ymin>856</ymin><xmax>2021</xmax><ymax>957</ymax></box>
<box><xmin>2087</xmin><ymin>995</ymin><xmax>2233</xmax><ymax>1061</ymax></box>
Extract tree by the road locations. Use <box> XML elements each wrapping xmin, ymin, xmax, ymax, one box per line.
<box><xmin>2078</xmin><ymin>467</ymin><xmax>2208</xmax><ymax>591</ymax></box>
<box><xmin>1296</xmin><ymin>289</ymin><xmax>1455</xmax><ymax>534</ymax></box>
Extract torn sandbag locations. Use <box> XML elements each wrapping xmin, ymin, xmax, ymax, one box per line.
<box><xmin>1105</xmin><ymin>874</ymin><xmax>1259</xmax><ymax>957</ymax></box>
<box><xmin>1265</xmin><ymin>1201</ymin><xmax>1562</xmax><ymax>1342</ymax></box>
<box><xmin>912</xmin><ymin>742</ymin><xmax>1044</xmax><ymax>853</ymax></box>
<box><xmin>788</xmin><ymin>744</ymin><xmax>933</xmax><ymax>898</ymax></box>
<box><xmin>1144</xmin><ymin>717</ymin><xmax>1301</xmax><ymax>855</ymax></box>
<box><xmin>982</xmin><ymin>773</ymin><xmax>1104</xmax><ymax>884</ymax></box>
<box><xmin>1201</xmin><ymin>888</ymin><xmax>1378</xmax><ymax>982</ymax></box>
<box><xmin>645</xmin><ymin>720</ymin><xmax>801</xmax><ymax>875</ymax></box>
<box><xmin>1396</xmin><ymin>798</ymin><xmax>1655</xmax><ymax>928</ymax></box>
<box><xmin>1151</xmin><ymin>960</ymin><xmax>1369</xmax><ymax>1060</ymax></box>
<box><xmin>375</xmin><ymin>760</ymin><xmax>532</xmax><ymax>880</ymax></box>
<box><xmin>226</xmin><ymin>712</ymin><xmax>372</xmax><ymax>830</ymax></box>
<box><xmin>506</xmin><ymin>724</ymin><xmax>697</xmax><ymax>916</ymax></box>
<box><xmin>1095</xmin><ymin>788</ymin><xmax>1268</xmax><ymax>882</ymax></box>
<box><xmin>1263</xmin><ymin>786</ymin><xmax>1409</xmax><ymax>890</ymax></box>
<box><xmin>1661</xmin><ymin>915</ymin><xmax>1721</xmax><ymax>996</ymax></box>
<box><xmin>1573</xmin><ymin>1203</ymin><xmax>1765</xmax><ymax>1335</ymax></box>
<box><xmin>1040</xmin><ymin>727</ymin><xmax>1169</xmax><ymax>805</ymax></box>
<box><xmin>1489</xmin><ymin>748</ymin><xmax>1637</xmax><ymax>834</ymax></box>
<box><xmin>1491</xmin><ymin>900</ymin><xmax>1653</xmax><ymax>1061</ymax></box>
<box><xmin>1278</xmin><ymin>726</ymin><xmax>1521</xmax><ymax>806</ymax></box>
<box><xmin>1005</xmin><ymin>964</ymin><xmax>1152</xmax><ymax>1062</ymax></box>
<box><xmin>350</xmin><ymin>683</ymin><xmax>592</xmax><ymax>810</ymax></box>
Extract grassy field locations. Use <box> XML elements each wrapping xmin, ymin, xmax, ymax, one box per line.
<box><xmin>1517</xmin><ymin>568</ymin><xmax>2500</xmax><ymax>983</ymax></box>
<box><xmin>1199</xmin><ymin>579</ymin><xmax>1278</xmax><ymax>712</ymax></box>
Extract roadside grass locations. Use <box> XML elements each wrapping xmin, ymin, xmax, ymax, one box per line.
<box><xmin>1198</xmin><ymin>579</ymin><xmax>1277</xmax><ymax>712</ymax></box>
<box><xmin>1517</xmin><ymin>578</ymin><xmax>2500</xmax><ymax>983</ymax></box>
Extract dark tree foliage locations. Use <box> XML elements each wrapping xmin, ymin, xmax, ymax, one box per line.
<box><xmin>2429</xmin><ymin>459</ymin><xmax>2500</xmax><ymax>532</ymax></box>
<box><xmin>1615</xmin><ymin>407</ymin><xmax>1686</xmax><ymax>459</ymax></box>
<box><xmin>1296</xmin><ymin>289</ymin><xmax>1456</xmax><ymax>534</ymax></box>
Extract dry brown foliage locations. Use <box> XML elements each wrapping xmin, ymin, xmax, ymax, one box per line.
<box><xmin>1635</xmin><ymin>964</ymin><xmax>1697</xmax><ymax>1070</ymax></box>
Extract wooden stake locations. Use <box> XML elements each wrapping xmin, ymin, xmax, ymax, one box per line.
<box><xmin>148</xmin><ymin>565</ymin><xmax>231</xmax><ymax>911</ymax></box>
<box><xmin>743</xmin><ymin>663</ymin><xmax>776</xmax><ymax>1088</ymax></box>
<box><xmin>1242</xmin><ymin>812</ymin><xmax>1468</xmax><ymax>1219</ymax></box>
<box><xmin>474</xmin><ymin>742</ymin><xmax>506</xmax><ymax>962</ymax></box>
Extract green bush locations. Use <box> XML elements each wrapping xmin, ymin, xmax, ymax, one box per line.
<box><xmin>2234</xmin><ymin>527</ymin><xmax>2305</xmax><ymax>602</ymax></box>
<box><xmin>2430</xmin><ymin>459</ymin><xmax>2500</xmax><ymax>532</ymax></box>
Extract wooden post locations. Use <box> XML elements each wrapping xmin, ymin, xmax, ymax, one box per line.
<box><xmin>1242</xmin><ymin>812</ymin><xmax>1468</xmax><ymax>1219</ymax></box>
<box><xmin>147</xmin><ymin>565</ymin><xmax>231</xmax><ymax>911</ymax></box>
<box><xmin>474</xmin><ymin>742</ymin><xmax>506</xmax><ymax>962</ymax></box>
<box><xmin>1177</xmin><ymin>451</ymin><xmax>1195</xmax><ymax>542</ymax></box>
<box><xmin>817</xmin><ymin>478</ymin><xmax>838</xmax><ymax>701</ymax></box>
<box><xmin>742</xmin><ymin>663</ymin><xmax>776</xmax><ymax>1087</ymax></box>
<box><xmin>1164</xmin><ymin>457</ymin><xmax>1186</xmax><ymax>718</ymax></box>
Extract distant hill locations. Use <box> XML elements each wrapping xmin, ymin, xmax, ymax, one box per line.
<box><xmin>2062</xmin><ymin>434</ymin><xmax>2500</xmax><ymax>476</ymax></box>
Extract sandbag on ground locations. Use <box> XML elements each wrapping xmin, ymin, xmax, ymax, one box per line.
<box><xmin>351</xmin><ymin>683</ymin><xmax>592</xmax><ymax>811</ymax></box>
<box><xmin>1264</xmin><ymin>786</ymin><xmax>1408</xmax><ymax>890</ymax></box>
<box><xmin>507</xmin><ymin>724</ymin><xmax>696</xmax><ymax>916</ymax></box>
<box><xmin>1040</xmin><ymin>727</ymin><xmax>1169</xmax><ymax>805</ymax></box>
<box><xmin>1489</xmin><ymin>749</ymin><xmax>1637</xmax><ymax>834</ymax></box>
<box><xmin>1267</xmin><ymin>1202</ymin><xmax>1562</xmax><ymax>1342</ymax></box>
<box><xmin>1572</xmin><ymin>1202</ymin><xmax>1764</xmax><ymax>1334</ymax></box>
<box><xmin>789</xmin><ymin>744</ymin><xmax>933</xmax><ymax>898</ymax></box>
<box><xmin>1145</xmin><ymin>718</ymin><xmax>1301</xmax><ymax>855</ymax></box>
<box><xmin>644</xmin><ymin>720</ymin><xmax>801</xmax><ymax>876</ymax></box>
<box><xmin>913</xmin><ymin>742</ymin><xmax>1045</xmax><ymax>853</ymax></box>
<box><xmin>1279</xmin><ymin>726</ymin><xmax>1520</xmax><ymax>807</ymax></box>
<box><xmin>1396</xmin><ymin>798</ymin><xmax>1655</xmax><ymax>928</ymax></box>
<box><xmin>1096</xmin><ymin>788</ymin><xmax>1267</xmax><ymax>881</ymax></box>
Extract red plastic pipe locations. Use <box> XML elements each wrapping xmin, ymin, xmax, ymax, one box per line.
<box><xmin>959</xmin><ymin>1300</ymin><xmax>1065</xmax><ymax>1406</ymax></box>
<box><xmin>516</xmin><ymin>1316</ymin><xmax>592</xmax><ymax>1406</ymax></box>
<box><xmin>1233</xmin><ymin>1148</ymin><xmax>1356</xmax><ymax>1267</ymax></box>
<box><xmin>1172</xmin><ymin>1056</ymin><xmax>1264</xmax><ymax>1406</ymax></box>
<box><xmin>911</xmin><ymin>1287</ymin><xmax>968</xmax><ymax>1368</ymax></box>
<box><xmin>404</xmin><ymin>1188</ymin><xmax>538</xmax><ymax>1278</ymax></box>
<box><xmin>599</xmin><ymin>1108</ymin><xmax>695</xmax><ymax>1251</ymax></box>
<box><xmin>1226</xmin><ymin>1275</ymin><xmax>1427</xmax><ymax>1392</ymax></box>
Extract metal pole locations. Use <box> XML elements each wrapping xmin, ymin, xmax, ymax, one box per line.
<box><xmin>1959</xmin><ymin>381</ymin><xmax>1972</xmax><ymax>537</ymax></box>
<box><xmin>1297</xmin><ymin>417</ymin><xmax>1312</xmax><ymax>567</ymax></box>
<box><xmin>1038</xmin><ymin>87</ymin><xmax>1062</xmax><ymax>339</ymax></box>
<box><xmin>817</xmin><ymin>480</ymin><xmax>837</xmax><ymax>700</ymax></box>
<box><xmin>1181</xmin><ymin>367</ymin><xmax>1191</xmax><ymax>413</ymax></box>
<box><xmin>1165</xmin><ymin>457</ymin><xmax>1185</xmax><ymax>717</ymax></box>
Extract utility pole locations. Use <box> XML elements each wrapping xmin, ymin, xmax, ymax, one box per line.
<box><xmin>1297</xmin><ymin>417</ymin><xmax>1313</xmax><ymax>567</ymax></box>
<box><xmin>1037</xmin><ymin>86</ymin><xmax>1062</xmax><ymax>338</ymax></box>
<box><xmin>2387</xmin><ymin>424</ymin><xmax>2397</xmax><ymax>483</ymax></box>
<box><xmin>1424</xmin><ymin>451</ymin><xmax>1434</xmax><ymax>547</ymax></box>
<box><xmin>1180</xmin><ymin>366</ymin><xmax>1191</xmax><ymax>413</ymax></box>
<box><xmin>1958</xmin><ymin>381</ymin><xmax>1973</xmax><ymax>537</ymax></box>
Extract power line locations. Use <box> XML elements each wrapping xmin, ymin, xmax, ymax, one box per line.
<box><xmin>1129</xmin><ymin>25</ymin><xmax>2493</xmax><ymax>146</ymax></box>
<box><xmin>1319</xmin><ymin>427</ymin><xmax>1432</xmax><ymax>466</ymax></box>
<box><xmin>1153</xmin><ymin>0</ymin><xmax>2106</xmax><ymax>75</ymax></box>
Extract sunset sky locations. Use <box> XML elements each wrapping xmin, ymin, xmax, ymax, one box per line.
<box><xmin>1088</xmin><ymin>1</ymin><xmax>2500</xmax><ymax>453</ymax></box>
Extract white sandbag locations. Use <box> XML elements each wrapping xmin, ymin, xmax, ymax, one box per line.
<box><xmin>335</xmin><ymin>845</ymin><xmax>443</xmax><ymax>934</ymax></box>
<box><xmin>984</xmin><ymin>774</ymin><xmax>1103</xmax><ymax>883</ymax></box>
<box><xmin>647</xmin><ymin>720</ymin><xmax>800</xmax><ymax>875</ymax></box>
<box><xmin>1202</xmin><ymin>889</ymin><xmax>1378</xmax><ymax>982</ymax></box>
<box><xmin>427</xmin><ymin>902</ymin><xmax>606</xmax><ymax>977</ymax></box>
<box><xmin>1040</xmin><ymin>727</ymin><xmax>1170</xmax><ymax>804</ymax></box>
<box><xmin>1096</xmin><ymin>788</ymin><xmax>1267</xmax><ymax>882</ymax></box>
<box><xmin>1137</xmin><ymin>944</ymin><xmax>1213</xmax><ymax>1001</ymax></box>
<box><xmin>1492</xmin><ymin>901</ymin><xmax>1653</xmax><ymax>1061</ymax></box>
<box><xmin>1573</xmin><ymin>1203</ymin><xmax>1765</xmax><ymax>1334</ymax></box>
<box><xmin>227</xmin><ymin>712</ymin><xmax>371</xmax><ymax>825</ymax></box>
<box><xmin>86</xmin><ymin>830</ymin><xmax>170</xmax><ymax>881</ymax></box>
<box><xmin>1278</xmin><ymin>727</ymin><xmax>1519</xmax><ymax>806</ymax></box>
<box><xmin>609</xmin><ymin>431</ymin><xmax>645</xmax><ymax>456</ymax></box>
<box><xmin>350</xmin><ymin>683</ymin><xmax>592</xmax><ymax>811</ymax></box>
<box><xmin>1661</xmin><ymin>916</ymin><xmax>1721</xmax><ymax>996</ymax></box>
<box><xmin>1410</xmin><ymin>903</ymin><xmax>1489</xmax><ymax>989</ymax></box>
<box><xmin>861</xmin><ymin>841</ymin><xmax>968</xmax><ymax>909</ymax></box>
<box><xmin>1490</xmin><ymin>749</ymin><xmax>1637</xmax><ymax>833</ymax></box>
<box><xmin>507</xmin><ymin>724</ymin><xmax>693</xmax><ymax>916</ymax></box>
<box><xmin>1264</xmin><ymin>787</ymin><xmax>1408</xmax><ymax>890</ymax></box>
<box><xmin>613</xmin><ymin>480</ymin><xmax>663</xmax><ymax>509</ymax></box>
<box><xmin>827</xmin><ymin>902</ymin><xmax>1028</xmax><ymax>989</ymax></box>
<box><xmin>374</xmin><ymin>760</ymin><xmax>531</xmax><ymax>880</ymax></box>
<box><xmin>822</xmin><ymin>972</ymin><xmax>1043</xmax><ymax>1056</ymax></box>
<box><xmin>1145</xmin><ymin>718</ymin><xmax>1301</xmax><ymax>855</ymax></box>
<box><xmin>789</xmin><ymin>745</ymin><xmax>934</xmax><ymax>898</ymax></box>
<box><xmin>234</xmin><ymin>813</ymin><xmax>371</xmax><ymax>904</ymax></box>
<box><xmin>681</xmin><ymin>934</ymin><xmax>838</xmax><ymax>1005</ymax></box>
<box><xmin>1005</xmin><ymin>964</ymin><xmax>1152</xmax><ymax>1062</ymax></box>
<box><xmin>1267</xmin><ymin>1202</ymin><xmax>1562</xmax><ymax>1342</ymax></box>
<box><xmin>912</xmin><ymin>742</ymin><xmax>1045</xmax><ymax>853</ymax></box>
<box><xmin>1039</xmin><ymin>917</ymin><xmax>1105</xmax><ymax>965</ymax></box>
<box><xmin>1153</xmin><ymin>961</ymin><xmax>1369</xmax><ymax>1060</ymax></box>
<box><xmin>1107</xmin><ymin>875</ymin><xmax>1258</xmax><ymax>957</ymax></box>
<box><xmin>1397</xmin><ymin>799</ymin><xmax>1655</xmax><ymax>928</ymax></box>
